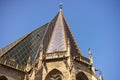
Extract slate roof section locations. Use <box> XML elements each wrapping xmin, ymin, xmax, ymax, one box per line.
<box><xmin>0</xmin><ymin>10</ymin><xmax>82</xmax><ymax>66</ymax></box>
<box><xmin>1</xmin><ymin>23</ymin><xmax>48</xmax><ymax>65</ymax></box>
<box><xmin>0</xmin><ymin>34</ymin><xmax>29</xmax><ymax>56</ymax></box>
<box><xmin>46</xmin><ymin>11</ymin><xmax>67</xmax><ymax>53</ymax></box>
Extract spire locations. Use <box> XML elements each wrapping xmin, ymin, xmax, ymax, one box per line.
<box><xmin>46</xmin><ymin>4</ymin><xmax>82</xmax><ymax>55</ymax></box>
<box><xmin>98</xmin><ymin>71</ymin><xmax>103</xmax><ymax>80</ymax></box>
<box><xmin>88</xmin><ymin>48</ymin><xmax>93</xmax><ymax>64</ymax></box>
<box><xmin>59</xmin><ymin>3</ymin><xmax>62</xmax><ymax>11</ymax></box>
<box><xmin>96</xmin><ymin>69</ymin><xmax>103</xmax><ymax>80</ymax></box>
<box><xmin>46</xmin><ymin>9</ymin><xmax>67</xmax><ymax>53</ymax></box>
<box><xmin>88</xmin><ymin>48</ymin><xmax>96</xmax><ymax>74</ymax></box>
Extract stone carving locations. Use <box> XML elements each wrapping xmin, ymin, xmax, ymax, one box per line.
<box><xmin>45</xmin><ymin>69</ymin><xmax>63</xmax><ymax>80</ymax></box>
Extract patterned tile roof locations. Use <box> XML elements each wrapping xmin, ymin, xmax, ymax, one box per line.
<box><xmin>1</xmin><ymin>23</ymin><xmax>48</xmax><ymax>65</ymax></box>
<box><xmin>0</xmin><ymin>10</ymin><xmax>82</xmax><ymax>66</ymax></box>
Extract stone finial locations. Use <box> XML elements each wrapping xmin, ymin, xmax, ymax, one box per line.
<box><xmin>88</xmin><ymin>48</ymin><xmax>92</xmax><ymax>56</ymax></box>
<box><xmin>60</xmin><ymin>3</ymin><xmax>62</xmax><ymax>11</ymax></box>
<box><xmin>88</xmin><ymin>48</ymin><xmax>93</xmax><ymax>64</ymax></box>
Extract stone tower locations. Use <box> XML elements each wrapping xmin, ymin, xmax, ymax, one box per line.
<box><xmin>0</xmin><ymin>4</ymin><xmax>103</xmax><ymax>80</ymax></box>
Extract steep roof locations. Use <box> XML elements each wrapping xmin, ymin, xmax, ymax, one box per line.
<box><xmin>43</xmin><ymin>11</ymin><xmax>82</xmax><ymax>56</ymax></box>
<box><xmin>0</xmin><ymin>10</ymin><xmax>82</xmax><ymax>66</ymax></box>
<box><xmin>1</xmin><ymin>23</ymin><xmax>48</xmax><ymax>65</ymax></box>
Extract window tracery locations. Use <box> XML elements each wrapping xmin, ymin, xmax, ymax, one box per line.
<box><xmin>76</xmin><ymin>72</ymin><xmax>88</xmax><ymax>80</ymax></box>
<box><xmin>45</xmin><ymin>69</ymin><xmax>63</xmax><ymax>80</ymax></box>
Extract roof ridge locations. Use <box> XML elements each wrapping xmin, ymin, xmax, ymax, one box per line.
<box><xmin>46</xmin><ymin>11</ymin><xmax>67</xmax><ymax>53</ymax></box>
<box><xmin>33</xmin><ymin>23</ymin><xmax>50</xmax><ymax>62</ymax></box>
<box><xmin>42</xmin><ymin>12</ymin><xmax>59</xmax><ymax>54</ymax></box>
<box><xmin>61</xmin><ymin>11</ymin><xmax>82</xmax><ymax>56</ymax></box>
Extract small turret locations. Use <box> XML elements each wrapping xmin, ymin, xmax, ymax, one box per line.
<box><xmin>39</xmin><ymin>44</ymin><xmax>43</xmax><ymax>60</ymax></box>
<box><xmin>67</xmin><ymin>38</ymin><xmax>70</xmax><ymax>56</ymax></box>
<box><xmin>95</xmin><ymin>69</ymin><xmax>103</xmax><ymax>80</ymax></box>
<box><xmin>26</xmin><ymin>56</ymin><xmax>31</xmax><ymax>71</ymax></box>
<box><xmin>98</xmin><ymin>71</ymin><xmax>103</xmax><ymax>80</ymax></box>
<box><xmin>88</xmin><ymin>48</ymin><xmax>96</xmax><ymax>74</ymax></box>
<box><xmin>67</xmin><ymin>38</ymin><xmax>71</xmax><ymax>69</ymax></box>
<box><xmin>88</xmin><ymin>48</ymin><xmax>93</xmax><ymax>65</ymax></box>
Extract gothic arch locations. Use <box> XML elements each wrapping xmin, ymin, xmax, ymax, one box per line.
<box><xmin>0</xmin><ymin>75</ymin><xmax>8</xmax><ymax>80</ymax></box>
<box><xmin>45</xmin><ymin>69</ymin><xmax>63</xmax><ymax>80</ymax></box>
<box><xmin>76</xmin><ymin>72</ymin><xmax>89</xmax><ymax>80</ymax></box>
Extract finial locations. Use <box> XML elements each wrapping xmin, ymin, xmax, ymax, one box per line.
<box><xmin>60</xmin><ymin>3</ymin><xmax>62</xmax><ymax>11</ymax></box>
<box><xmin>88</xmin><ymin>48</ymin><xmax>93</xmax><ymax>64</ymax></box>
<box><xmin>88</xmin><ymin>48</ymin><xmax>92</xmax><ymax>55</ymax></box>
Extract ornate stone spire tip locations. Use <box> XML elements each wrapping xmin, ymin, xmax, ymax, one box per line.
<box><xmin>88</xmin><ymin>48</ymin><xmax>91</xmax><ymax>54</ymax></box>
<box><xmin>59</xmin><ymin>3</ymin><xmax>62</xmax><ymax>11</ymax></box>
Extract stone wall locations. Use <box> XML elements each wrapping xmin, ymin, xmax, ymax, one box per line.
<box><xmin>0</xmin><ymin>65</ymin><xmax>25</xmax><ymax>80</ymax></box>
<box><xmin>42</xmin><ymin>60</ymin><xmax>71</xmax><ymax>80</ymax></box>
<box><xmin>74</xmin><ymin>61</ymin><xmax>98</xmax><ymax>80</ymax></box>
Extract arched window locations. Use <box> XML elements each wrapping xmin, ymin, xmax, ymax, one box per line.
<box><xmin>0</xmin><ymin>75</ymin><xmax>8</xmax><ymax>80</ymax></box>
<box><xmin>76</xmin><ymin>72</ymin><xmax>88</xmax><ymax>80</ymax></box>
<box><xmin>45</xmin><ymin>69</ymin><xmax>63</xmax><ymax>80</ymax></box>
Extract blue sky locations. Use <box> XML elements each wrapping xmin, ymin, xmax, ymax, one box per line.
<box><xmin>0</xmin><ymin>0</ymin><xmax>120</xmax><ymax>80</ymax></box>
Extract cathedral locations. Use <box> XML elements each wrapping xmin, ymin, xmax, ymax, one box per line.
<box><xmin>0</xmin><ymin>4</ymin><xmax>103</xmax><ymax>80</ymax></box>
